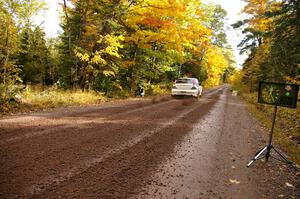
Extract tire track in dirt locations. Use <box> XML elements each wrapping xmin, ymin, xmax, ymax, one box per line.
<box><xmin>28</xmin><ymin>91</ymin><xmax>223</xmax><ymax>199</ymax></box>
<box><xmin>0</xmin><ymin>87</ymin><xmax>224</xmax><ymax>198</ymax></box>
<box><xmin>0</xmin><ymin>98</ymin><xmax>174</xmax><ymax>139</ymax></box>
<box><xmin>0</xmin><ymin>99</ymin><xmax>185</xmax><ymax>197</ymax></box>
<box><xmin>129</xmin><ymin>87</ymin><xmax>228</xmax><ymax>199</ymax></box>
<box><xmin>23</xmin><ymin>98</ymin><xmax>215</xmax><ymax>197</ymax></box>
<box><xmin>0</xmin><ymin>87</ymin><xmax>222</xmax><ymax>146</ymax></box>
<box><xmin>0</xmin><ymin>99</ymin><xmax>174</xmax><ymax>146</ymax></box>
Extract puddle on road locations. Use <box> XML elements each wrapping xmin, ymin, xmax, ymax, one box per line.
<box><xmin>133</xmin><ymin>90</ymin><xmax>228</xmax><ymax>198</ymax></box>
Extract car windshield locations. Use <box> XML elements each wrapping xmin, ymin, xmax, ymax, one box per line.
<box><xmin>175</xmin><ymin>79</ymin><xmax>194</xmax><ymax>84</ymax></box>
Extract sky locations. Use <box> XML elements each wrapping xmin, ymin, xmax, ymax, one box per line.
<box><xmin>35</xmin><ymin>1</ymin><xmax>62</xmax><ymax>37</ymax></box>
<box><xmin>35</xmin><ymin>0</ymin><xmax>248</xmax><ymax>68</ymax></box>
<box><xmin>205</xmin><ymin>0</ymin><xmax>248</xmax><ymax>68</ymax></box>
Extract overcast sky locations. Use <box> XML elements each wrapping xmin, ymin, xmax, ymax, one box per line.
<box><xmin>205</xmin><ymin>0</ymin><xmax>248</xmax><ymax>68</ymax></box>
<box><xmin>35</xmin><ymin>0</ymin><xmax>247</xmax><ymax>68</ymax></box>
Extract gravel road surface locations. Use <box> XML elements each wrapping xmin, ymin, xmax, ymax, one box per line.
<box><xmin>0</xmin><ymin>85</ymin><xmax>299</xmax><ymax>199</ymax></box>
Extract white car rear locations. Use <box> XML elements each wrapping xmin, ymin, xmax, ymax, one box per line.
<box><xmin>171</xmin><ymin>78</ymin><xmax>202</xmax><ymax>98</ymax></box>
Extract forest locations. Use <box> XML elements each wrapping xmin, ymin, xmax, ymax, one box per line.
<box><xmin>0</xmin><ymin>0</ymin><xmax>236</xmax><ymax>111</ymax></box>
<box><xmin>1</xmin><ymin>0</ymin><xmax>299</xmax><ymax>112</ymax></box>
<box><xmin>230</xmin><ymin>0</ymin><xmax>300</xmax><ymax>90</ymax></box>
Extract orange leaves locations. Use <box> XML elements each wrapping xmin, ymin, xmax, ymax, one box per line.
<box><xmin>120</xmin><ymin>0</ymin><xmax>228</xmax><ymax>86</ymax></box>
<box><xmin>140</xmin><ymin>16</ymin><xmax>173</xmax><ymax>29</ymax></box>
<box><xmin>243</xmin><ymin>0</ymin><xmax>269</xmax><ymax>15</ymax></box>
<box><xmin>123</xmin><ymin>61</ymin><xmax>136</xmax><ymax>68</ymax></box>
<box><xmin>141</xmin><ymin>17</ymin><xmax>164</xmax><ymax>28</ymax></box>
<box><xmin>124</xmin><ymin>0</ymin><xmax>211</xmax><ymax>54</ymax></box>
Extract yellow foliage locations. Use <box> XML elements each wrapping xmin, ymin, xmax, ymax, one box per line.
<box><xmin>285</xmin><ymin>75</ymin><xmax>300</xmax><ymax>85</ymax></box>
<box><xmin>243</xmin><ymin>42</ymin><xmax>270</xmax><ymax>84</ymax></box>
<box><xmin>203</xmin><ymin>46</ymin><xmax>228</xmax><ymax>87</ymax></box>
<box><xmin>243</xmin><ymin>0</ymin><xmax>278</xmax><ymax>32</ymax></box>
<box><xmin>124</xmin><ymin>0</ymin><xmax>211</xmax><ymax>54</ymax></box>
<box><xmin>103</xmin><ymin>70</ymin><xmax>115</xmax><ymax>77</ymax></box>
<box><xmin>100</xmin><ymin>34</ymin><xmax>124</xmax><ymax>58</ymax></box>
<box><xmin>76</xmin><ymin>52</ymin><xmax>90</xmax><ymax>62</ymax></box>
<box><xmin>91</xmin><ymin>54</ymin><xmax>107</xmax><ymax>65</ymax></box>
<box><xmin>74</xmin><ymin>0</ymin><xmax>228</xmax><ymax>90</ymax></box>
<box><xmin>228</xmin><ymin>70</ymin><xmax>244</xmax><ymax>86</ymax></box>
<box><xmin>75</xmin><ymin>33</ymin><xmax>124</xmax><ymax>67</ymax></box>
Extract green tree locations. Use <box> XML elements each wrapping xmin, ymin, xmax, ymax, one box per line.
<box><xmin>203</xmin><ymin>3</ymin><xmax>228</xmax><ymax>47</ymax></box>
<box><xmin>0</xmin><ymin>0</ymin><xmax>47</xmax><ymax>110</ymax></box>
<box><xmin>0</xmin><ymin>1</ymin><xmax>22</xmax><ymax>109</ymax></box>
<box><xmin>46</xmin><ymin>37</ymin><xmax>61</xmax><ymax>85</ymax></box>
<box><xmin>234</xmin><ymin>0</ymin><xmax>300</xmax><ymax>89</ymax></box>
<box><xmin>18</xmin><ymin>26</ymin><xmax>51</xmax><ymax>85</ymax></box>
<box><xmin>267</xmin><ymin>0</ymin><xmax>300</xmax><ymax>82</ymax></box>
<box><xmin>59</xmin><ymin>0</ymin><xmax>126</xmax><ymax>90</ymax></box>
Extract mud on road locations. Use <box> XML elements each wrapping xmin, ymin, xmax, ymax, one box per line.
<box><xmin>0</xmin><ymin>86</ymin><xmax>299</xmax><ymax>199</ymax></box>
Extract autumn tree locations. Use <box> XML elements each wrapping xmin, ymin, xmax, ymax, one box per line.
<box><xmin>1</xmin><ymin>0</ymin><xmax>233</xmax><ymax>100</ymax></box>
<box><xmin>59</xmin><ymin>0</ymin><xmax>130</xmax><ymax>92</ymax></box>
<box><xmin>234</xmin><ymin>0</ymin><xmax>300</xmax><ymax>90</ymax></box>
<box><xmin>122</xmin><ymin>0</ymin><xmax>229</xmax><ymax>88</ymax></box>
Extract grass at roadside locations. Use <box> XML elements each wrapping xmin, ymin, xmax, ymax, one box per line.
<box><xmin>240</xmin><ymin>91</ymin><xmax>300</xmax><ymax>166</ymax></box>
<box><xmin>24</xmin><ymin>88</ymin><xmax>105</xmax><ymax>107</ymax></box>
<box><xmin>1</xmin><ymin>84</ymin><xmax>171</xmax><ymax>115</ymax></box>
<box><xmin>2</xmin><ymin>87</ymin><xmax>106</xmax><ymax>114</ymax></box>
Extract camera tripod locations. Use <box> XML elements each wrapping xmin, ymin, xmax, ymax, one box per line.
<box><xmin>247</xmin><ymin>106</ymin><xmax>299</xmax><ymax>171</ymax></box>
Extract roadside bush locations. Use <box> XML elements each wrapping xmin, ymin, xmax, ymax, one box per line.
<box><xmin>144</xmin><ymin>83</ymin><xmax>170</xmax><ymax>96</ymax></box>
<box><xmin>0</xmin><ymin>63</ymin><xmax>22</xmax><ymax>112</ymax></box>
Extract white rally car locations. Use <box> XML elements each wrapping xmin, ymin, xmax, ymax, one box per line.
<box><xmin>171</xmin><ymin>78</ymin><xmax>203</xmax><ymax>98</ymax></box>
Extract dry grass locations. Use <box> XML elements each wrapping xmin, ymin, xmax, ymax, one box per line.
<box><xmin>21</xmin><ymin>87</ymin><xmax>105</xmax><ymax>109</ymax></box>
<box><xmin>1</xmin><ymin>84</ymin><xmax>171</xmax><ymax>115</ymax></box>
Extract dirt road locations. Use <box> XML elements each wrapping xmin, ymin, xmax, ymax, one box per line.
<box><xmin>0</xmin><ymin>86</ymin><xmax>299</xmax><ymax>199</ymax></box>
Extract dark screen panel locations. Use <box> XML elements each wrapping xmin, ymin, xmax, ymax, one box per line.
<box><xmin>258</xmin><ymin>82</ymin><xmax>299</xmax><ymax>108</ymax></box>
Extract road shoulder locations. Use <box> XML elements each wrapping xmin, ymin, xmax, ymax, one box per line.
<box><xmin>212</xmin><ymin>88</ymin><xmax>300</xmax><ymax>199</ymax></box>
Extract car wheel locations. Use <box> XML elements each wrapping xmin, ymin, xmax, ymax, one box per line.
<box><xmin>199</xmin><ymin>90</ymin><xmax>202</xmax><ymax>98</ymax></box>
<box><xmin>193</xmin><ymin>93</ymin><xmax>199</xmax><ymax>100</ymax></box>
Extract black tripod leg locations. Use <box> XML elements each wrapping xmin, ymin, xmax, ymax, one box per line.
<box><xmin>271</xmin><ymin>146</ymin><xmax>299</xmax><ymax>171</ymax></box>
<box><xmin>247</xmin><ymin>146</ymin><xmax>268</xmax><ymax>167</ymax></box>
<box><xmin>265</xmin><ymin>145</ymin><xmax>272</xmax><ymax>162</ymax></box>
